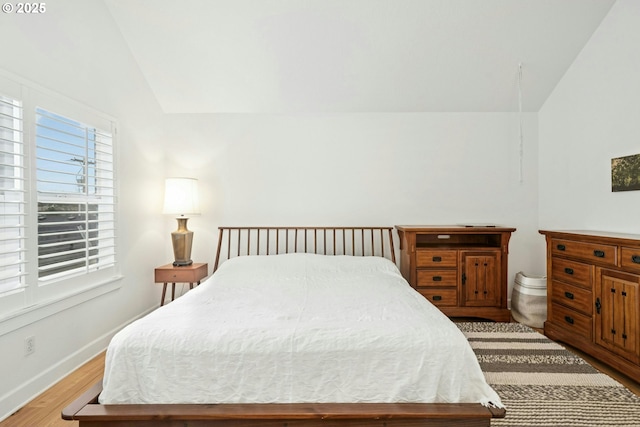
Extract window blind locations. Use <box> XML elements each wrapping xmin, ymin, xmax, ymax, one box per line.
<box><xmin>35</xmin><ymin>108</ymin><xmax>115</xmax><ymax>281</ymax></box>
<box><xmin>0</xmin><ymin>94</ymin><xmax>26</xmax><ymax>294</ymax></box>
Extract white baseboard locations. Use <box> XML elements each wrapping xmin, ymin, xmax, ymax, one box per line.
<box><xmin>0</xmin><ymin>305</ymin><xmax>157</xmax><ymax>423</ymax></box>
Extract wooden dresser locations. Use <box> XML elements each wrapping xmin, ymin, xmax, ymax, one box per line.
<box><xmin>396</xmin><ymin>225</ymin><xmax>515</xmax><ymax>322</ymax></box>
<box><xmin>539</xmin><ymin>230</ymin><xmax>640</xmax><ymax>383</ymax></box>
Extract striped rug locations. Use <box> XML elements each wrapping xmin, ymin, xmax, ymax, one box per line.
<box><xmin>456</xmin><ymin>322</ymin><xmax>640</xmax><ymax>427</ymax></box>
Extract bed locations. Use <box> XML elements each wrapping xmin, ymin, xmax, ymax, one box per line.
<box><xmin>63</xmin><ymin>226</ymin><xmax>506</xmax><ymax>426</ymax></box>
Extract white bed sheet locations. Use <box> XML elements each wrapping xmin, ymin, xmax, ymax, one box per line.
<box><xmin>99</xmin><ymin>253</ymin><xmax>502</xmax><ymax>407</ymax></box>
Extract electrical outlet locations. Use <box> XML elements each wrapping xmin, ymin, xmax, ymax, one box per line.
<box><xmin>24</xmin><ymin>336</ymin><xmax>35</xmax><ymax>356</ymax></box>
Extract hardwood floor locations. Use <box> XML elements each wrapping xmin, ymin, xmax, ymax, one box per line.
<box><xmin>1</xmin><ymin>336</ymin><xmax>639</xmax><ymax>427</ymax></box>
<box><xmin>0</xmin><ymin>352</ymin><xmax>104</xmax><ymax>427</ymax></box>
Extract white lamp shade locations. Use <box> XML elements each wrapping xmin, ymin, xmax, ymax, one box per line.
<box><xmin>162</xmin><ymin>177</ymin><xmax>200</xmax><ymax>215</ymax></box>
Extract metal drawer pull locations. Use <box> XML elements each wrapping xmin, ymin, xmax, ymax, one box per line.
<box><xmin>556</xmin><ymin>244</ymin><xmax>566</xmax><ymax>251</ymax></box>
<box><xmin>432</xmin><ymin>295</ymin><xmax>442</xmax><ymax>301</ymax></box>
<box><xmin>432</xmin><ymin>276</ymin><xmax>442</xmax><ymax>281</ymax></box>
<box><xmin>564</xmin><ymin>291</ymin><xmax>574</xmax><ymax>300</ymax></box>
<box><xmin>564</xmin><ymin>267</ymin><xmax>574</xmax><ymax>275</ymax></box>
<box><xmin>632</xmin><ymin>255</ymin><xmax>640</xmax><ymax>264</ymax></box>
<box><xmin>432</xmin><ymin>256</ymin><xmax>442</xmax><ymax>262</ymax></box>
<box><xmin>564</xmin><ymin>316</ymin><xmax>574</xmax><ymax>325</ymax></box>
<box><xmin>593</xmin><ymin>250</ymin><xmax>605</xmax><ymax>258</ymax></box>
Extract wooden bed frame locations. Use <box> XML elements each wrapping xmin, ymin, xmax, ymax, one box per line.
<box><xmin>63</xmin><ymin>226</ymin><xmax>505</xmax><ymax>426</ymax></box>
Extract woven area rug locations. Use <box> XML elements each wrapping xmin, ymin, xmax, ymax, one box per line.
<box><xmin>456</xmin><ymin>322</ymin><xmax>640</xmax><ymax>427</ymax></box>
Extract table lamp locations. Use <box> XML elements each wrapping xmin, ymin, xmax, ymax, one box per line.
<box><xmin>162</xmin><ymin>177</ymin><xmax>200</xmax><ymax>266</ymax></box>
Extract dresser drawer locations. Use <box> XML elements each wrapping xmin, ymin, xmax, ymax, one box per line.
<box><xmin>417</xmin><ymin>288</ymin><xmax>458</xmax><ymax>306</ymax></box>
<box><xmin>416</xmin><ymin>250</ymin><xmax>457</xmax><ymax>268</ymax></box>
<box><xmin>551</xmin><ymin>238</ymin><xmax>617</xmax><ymax>266</ymax></box>
<box><xmin>551</xmin><ymin>281</ymin><xmax>592</xmax><ymax>315</ymax></box>
<box><xmin>551</xmin><ymin>258</ymin><xmax>592</xmax><ymax>289</ymax></box>
<box><xmin>417</xmin><ymin>269</ymin><xmax>457</xmax><ymax>287</ymax></box>
<box><xmin>550</xmin><ymin>303</ymin><xmax>592</xmax><ymax>340</ymax></box>
<box><xmin>621</xmin><ymin>247</ymin><xmax>640</xmax><ymax>273</ymax></box>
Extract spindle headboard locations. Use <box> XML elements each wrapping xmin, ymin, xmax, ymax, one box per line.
<box><xmin>213</xmin><ymin>227</ymin><xmax>396</xmax><ymax>272</ymax></box>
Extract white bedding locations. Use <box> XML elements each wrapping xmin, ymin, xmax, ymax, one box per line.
<box><xmin>100</xmin><ymin>253</ymin><xmax>502</xmax><ymax>407</ymax></box>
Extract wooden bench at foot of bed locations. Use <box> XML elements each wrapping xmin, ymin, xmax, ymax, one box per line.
<box><xmin>62</xmin><ymin>381</ymin><xmax>506</xmax><ymax>427</ymax></box>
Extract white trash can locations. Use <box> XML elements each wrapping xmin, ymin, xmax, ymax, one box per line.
<box><xmin>511</xmin><ymin>272</ymin><xmax>547</xmax><ymax>328</ymax></box>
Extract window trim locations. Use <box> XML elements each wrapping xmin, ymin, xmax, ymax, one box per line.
<box><xmin>0</xmin><ymin>274</ymin><xmax>122</xmax><ymax>337</ymax></box>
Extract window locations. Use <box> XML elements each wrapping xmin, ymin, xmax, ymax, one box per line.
<box><xmin>0</xmin><ymin>72</ymin><xmax>119</xmax><ymax>321</ymax></box>
<box><xmin>36</xmin><ymin>108</ymin><xmax>115</xmax><ymax>282</ymax></box>
<box><xmin>0</xmin><ymin>93</ymin><xmax>26</xmax><ymax>296</ymax></box>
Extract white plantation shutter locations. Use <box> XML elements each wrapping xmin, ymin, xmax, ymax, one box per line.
<box><xmin>0</xmin><ymin>93</ymin><xmax>26</xmax><ymax>295</ymax></box>
<box><xmin>0</xmin><ymin>73</ymin><xmax>120</xmax><ymax>322</ymax></box>
<box><xmin>36</xmin><ymin>107</ymin><xmax>115</xmax><ymax>281</ymax></box>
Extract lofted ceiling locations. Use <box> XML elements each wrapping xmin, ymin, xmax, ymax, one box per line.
<box><xmin>104</xmin><ymin>0</ymin><xmax>615</xmax><ymax>114</ymax></box>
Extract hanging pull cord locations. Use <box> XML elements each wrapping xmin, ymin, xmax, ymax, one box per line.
<box><xmin>518</xmin><ymin>62</ymin><xmax>524</xmax><ymax>183</ymax></box>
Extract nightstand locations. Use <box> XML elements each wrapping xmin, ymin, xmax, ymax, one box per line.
<box><xmin>154</xmin><ymin>262</ymin><xmax>208</xmax><ymax>306</ymax></box>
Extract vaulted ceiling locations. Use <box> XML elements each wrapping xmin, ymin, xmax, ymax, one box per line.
<box><xmin>104</xmin><ymin>0</ymin><xmax>615</xmax><ymax>114</ymax></box>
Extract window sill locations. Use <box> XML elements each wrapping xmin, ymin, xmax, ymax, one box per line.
<box><xmin>0</xmin><ymin>275</ymin><xmax>123</xmax><ymax>337</ymax></box>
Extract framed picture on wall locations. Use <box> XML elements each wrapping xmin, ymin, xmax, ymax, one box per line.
<box><xmin>611</xmin><ymin>153</ymin><xmax>640</xmax><ymax>192</ymax></box>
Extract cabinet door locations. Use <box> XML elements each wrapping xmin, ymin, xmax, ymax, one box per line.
<box><xmin>595</xmin><ymin>269</ymin><xmax>639</xmax><ymax>363</ymax></box>
<box><xmin>461</xmin><ymin>251</ymin><xmax>501</xmax><ymax>307</ymax></box>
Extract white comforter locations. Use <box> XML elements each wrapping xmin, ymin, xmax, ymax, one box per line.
<box><xmin>100</xmin><ymin>254</ymin><xmax>502</xmax><ymax>407</ymax></box>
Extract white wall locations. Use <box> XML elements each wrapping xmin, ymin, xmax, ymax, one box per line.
<box><xmin>161</xmin><ymin>112</ymin><xmax>543</xmax><ymax>286</ymax></box>
<box><xmin>0</xmin><ymin>0</ymin><xmax>545</xmax><ymax>422</ymax></box>
<box><xmin>0</xmin><ymin>0</ymin><xmax>168</xmax><ymax>420</ymax></box>
<box><xmin>539</xmin><ymin>0</ymin><xmax>640</xmax><ymax>233</ymax></box>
